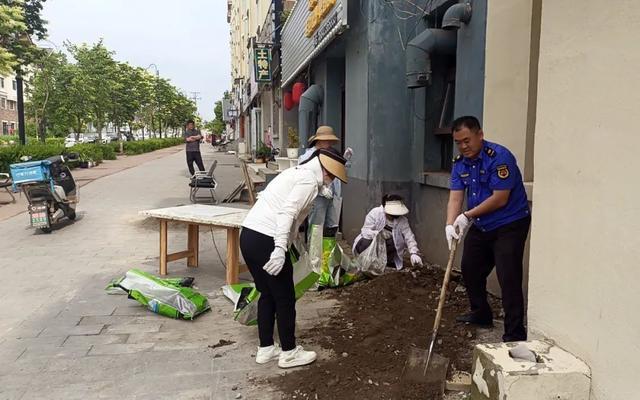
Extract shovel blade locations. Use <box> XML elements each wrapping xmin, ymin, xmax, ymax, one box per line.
<box><xmin>403</xmin><ymin>347</ymin><xmax>449</xmax><ymax>386</ymax></box>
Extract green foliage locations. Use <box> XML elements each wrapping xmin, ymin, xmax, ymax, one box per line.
<box><xmin>121</xmin><ymin>138</ymin><xmax>183</xmax><ymax>155</ymax></box>
<box><xmin>0</xmin><ymin>138</ymin><xmax>180</xmax><ymax>173</ymax></box>
<box><xmin>25</xmin><ymin>40</ymin><xmax>198</xmax><ymax>142</ymax></box>
<box><xmin>0</xmin><ymin>0</ymin><xmax>47</xmax><ymax>75</ymax></box>
<box><xmin>255</xmin><ymin>140</ymin><xmax>272</xmax><ymax>159</ymax></box>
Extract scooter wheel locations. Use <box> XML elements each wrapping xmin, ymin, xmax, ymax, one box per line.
<box><xmin>40</xmin><ymin>227</ymin><xmax>52</xmax><ymax>234</ymax></box>
<box><xmin>67</xmin><ymin>211</ymin><xmax>76</xmax><ymax>221</ymax></box>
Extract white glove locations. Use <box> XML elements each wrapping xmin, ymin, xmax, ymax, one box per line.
<box><xmin>453</xmin><ymin>213</ymin><xmax>471</xmax><ymax>237</ymax></box>
<box><xmin>263</xmin><ymin>247</ymin><xmax>286</xmax><ymax>276</ymax></box>
<box><xmin>410</xmin><ymin>254</ymin><xmax>423</xmax><ymax>267</ymax></box>
<box><xmin>343</xmin><ymin>147</ymin><xmax>353</xmax><ymax>160</ymax></box>
<box><xmin>445</xmin><ymin>225</ymin><xmax>459</xmax><ymax>250</ymax></box>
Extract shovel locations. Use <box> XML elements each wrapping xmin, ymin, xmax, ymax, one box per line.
<box><xmin>403</xmin><ymin>239</ymin><xmax>459</xmax><ymax>390</ymax></box>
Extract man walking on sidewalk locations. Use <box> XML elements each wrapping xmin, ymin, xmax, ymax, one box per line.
<box><xmin>445</xmin><ymin>116</ymin><xmax>531</xmax><ymax>342</ymax></box>
<box><xmin>184</xmin><ymin>119</ymin><xmax>204</xmax><ymax>176</ymax></box>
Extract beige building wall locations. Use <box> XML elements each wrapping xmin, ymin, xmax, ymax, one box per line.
<box><xmin>528</xmin><ymin>1</ymin><xmax>640</xmax><ymax>399</ymax></box>
<box><xmin>483</xmin><ymin>0</ymin><xmax>540</xmax><ymax>182</ymax></box>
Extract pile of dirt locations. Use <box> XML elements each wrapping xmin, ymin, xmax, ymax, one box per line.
<box><xmin>269</xmin><ymin>267</ymin><xmax>502</xmax><ymax>400</ymax></box>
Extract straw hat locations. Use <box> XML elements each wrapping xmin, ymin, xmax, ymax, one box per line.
<box><xmin>308</xmin><ymin>125</ymin><xmax>340</xmax><ymax>144</ymax></box>
<box><xmin>318</xmin><ymin>148</ymin><xmax>348</xmax><ymax>183</ymax></box>
<box><xmin>384</xmin><ymin>200</ymin><xmax>409</xmax><ymax>216</ymax></box>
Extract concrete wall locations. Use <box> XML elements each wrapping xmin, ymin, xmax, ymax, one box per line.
<box><xmin>483</xmin><ymin>0</ymin><xmax>540</xmax><ymax>181</ymax></box>
<box><xmin>528</xmin><ymin>1</ymin><xmax>640</xmax><ymax>399</ymax></box>
<box><xmin>342</xmin><ymin>0</ymin><xmax>419</xmax><ymax>241</ymax></box>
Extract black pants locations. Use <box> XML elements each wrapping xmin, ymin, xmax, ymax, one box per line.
<box><xmin>239</xmin><ymin>227</ymin><xmax>296</xmax><ymax>351</ymax></box>
<box><xmin>461</xmin><ymin>216</ymin><xmax>531</xmax><ymax>342</ymax></box>
<box><xmin>186</xmin><ymin>151</ymin><xmax>205</xmax><ymax>176</ymax></box>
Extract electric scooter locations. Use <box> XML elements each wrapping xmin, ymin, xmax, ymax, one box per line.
<box><xmin>9</xmin><ymin>154</ymin><xmax>80</xmax><ymax>233</ymax></box>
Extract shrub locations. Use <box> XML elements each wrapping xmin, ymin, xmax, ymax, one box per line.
<box><xmin>0</xmin><ymin>137</ymin><xmax>182</xmax><ymax>173</ymax></box>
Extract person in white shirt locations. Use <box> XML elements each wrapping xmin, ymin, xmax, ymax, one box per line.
<box><xmin>353</xmin><ymin>194</ymin><xmax>424</xmax><ymax>270</ymax></box>
<box><xmin>241</xmin><ymin>147</ymin><xmax>348</xmax><ymax>368</ymax></box>
<box><xmin>298</xmin><ymin>126</ymin><xmax>353</xmax><ymax>236</ymax></box>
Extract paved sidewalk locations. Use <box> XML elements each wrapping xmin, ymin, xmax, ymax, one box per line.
<box><xmin>0</xmin><ymin>146</ymin><xmax>183</xmax><ymax>221</ymax></box>
<box><xmin>0</xmin><ymin>144</ymin><xmax>337</xmax><ymax>400</ymax></box>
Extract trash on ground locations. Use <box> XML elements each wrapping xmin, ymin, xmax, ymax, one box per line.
<box><xmin>209</xmin><ymin>339</ymin><xmax>236</xmax><ymax>349</ymax></box>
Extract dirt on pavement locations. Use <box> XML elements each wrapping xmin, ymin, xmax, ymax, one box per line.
<box><xmin>269</xmin><ymin>265</ymin><xmax>502</xmax><ymax>400</ymax></box>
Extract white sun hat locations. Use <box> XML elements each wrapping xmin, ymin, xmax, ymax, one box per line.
<box><xmin>384</xmin><ymin>200</ymin><xmax>409</xmax><ymax>216</ymax></box>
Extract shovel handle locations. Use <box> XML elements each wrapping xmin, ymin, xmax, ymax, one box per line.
<box><xmin>432</xmin><ymin>240</ymin><xmax>458</xmax><ymax>333</ymax></box>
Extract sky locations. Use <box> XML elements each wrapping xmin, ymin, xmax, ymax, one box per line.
<box><xmin>41</xmin><ymin>0</ymin><xmax>231</xmax><ymax>121</ymax></box>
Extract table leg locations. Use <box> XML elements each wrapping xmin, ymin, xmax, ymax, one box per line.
<box><xmin>160</xmin><ymin>220</ymin><xmax>168</xmax><ymax>276</ymax></box>
<box><xmin>226</xmin><ymin>227</ymin><xmax>240</xmax><ymax>284</ymax></box>
<box><xmin>187</xmin><ymin>224</ymin><xmax>199</xmax><ymax>267</ymax></box>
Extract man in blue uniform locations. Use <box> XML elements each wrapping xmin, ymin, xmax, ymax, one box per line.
<box><xmin>446</xmin><ymin>116</ymin><xmax>531</xmax><ymax>342</ymax></box>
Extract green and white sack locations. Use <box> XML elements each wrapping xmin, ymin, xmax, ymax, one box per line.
<box><xmin>107</xmin><ymin>269</ymin><xmax>210</xmax><ymax>320</ymax></box>
<box><xmin>223</xmin><ymin>240</ymin><xmax>320</xmax><ymax>326</ymax></box>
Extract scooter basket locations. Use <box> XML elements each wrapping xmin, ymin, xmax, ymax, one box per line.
<box><xmin>9</xmin><ymin>160</ymin><xmax>52</xmax><ymax>191</ymax></box>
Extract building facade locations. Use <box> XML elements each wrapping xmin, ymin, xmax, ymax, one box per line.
<box><xmin>226</xmin><ymin>0</ymin><xmax>295</xmax><ymax>156</ymax></box>
<box><xmin>255</xmin><ymin>0</ymin><xmax>637</xmax><ymax>397</ymax></box>
<box><xmin>0</xmin><ymin>74</ymin><xmax>19</xmax><ymax>135</ymax></box>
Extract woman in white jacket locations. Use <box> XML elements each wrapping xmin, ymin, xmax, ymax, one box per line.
<box><xmin>240</xmin><ymin>148</ymin><xmax>348</xmax><ymax>369</ymax></box>
<box><xmin>353</xmin><ymin>194</ymin><xmax>423</xmax><ymax>270</ymax></box>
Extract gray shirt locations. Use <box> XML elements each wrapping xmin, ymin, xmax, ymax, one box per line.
<box><xmin>184</xmin><ymin>129</ymin><xmax>202</xmax><ymax>152</ymax></box>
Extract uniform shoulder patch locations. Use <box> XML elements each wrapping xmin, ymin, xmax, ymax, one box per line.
<box><xmin>497</xmin><ymin>164</ymin><xmax>510</xmax><ymax>179</ymax></box>
<box><xmin>452</xmin><ymin>154</ymin><xmax>462</xmax><ymax>163</ymax></box>
<box><xmin>484</xmin><ymin>147</ymin><xmax>496</xmax><ymax>157</ymax></box>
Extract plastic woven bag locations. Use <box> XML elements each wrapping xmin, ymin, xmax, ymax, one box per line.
<box><xmin>106</xmin><ymin>269</ymin><xmax>210</xmax><ymax>320</ymax></box>
<box><xmin>227</xmin><ymin>239</ymin><xmax>320</xmax><ymax>326</ymax></box>
<box><xmin>310</xmin><ymin>224</ymin><xmax>364</xmax><ymax>289</ymax></box>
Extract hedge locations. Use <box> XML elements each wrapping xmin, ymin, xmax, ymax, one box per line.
<box><xmin>121</xmin><ymin>138</ymin><xmax>183</xmax><ymax>155</ymax></box>
<box><xmin>0</xmin><ymin>137</ymin><xmax>182</xmax><ymax>173</ymax></box>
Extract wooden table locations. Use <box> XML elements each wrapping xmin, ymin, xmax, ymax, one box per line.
<box><xmin>140</xmin><ymin>204</ymin><xmax>249</xmax><ymax>284</ymax></box>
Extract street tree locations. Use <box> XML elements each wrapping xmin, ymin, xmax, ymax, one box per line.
<box><xmin>68</xmin><ymin>40</ymin><xmax>118</xmax><ymax>141</ymax></box>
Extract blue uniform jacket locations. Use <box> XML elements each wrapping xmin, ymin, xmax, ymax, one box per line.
<box><xmin>450</xmin><ymin>140</ymin><xmax>530</xmax><ymax>232</ymax></box>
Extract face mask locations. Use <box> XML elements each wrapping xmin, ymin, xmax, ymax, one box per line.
<box><xmin>319</xmin><ymin>185</ymin><xmax>333</xmax><ymax>199</ymax></box>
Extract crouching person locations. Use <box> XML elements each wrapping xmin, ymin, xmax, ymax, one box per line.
<box><xmin>240</xmin><ymin>148</ymin><xmax>348</xmax><ymax>368</ymax></box>
<box><xmin>353</xmin><ymin>194</ymin><xmax>423</xmax><ymax>270</ymax></box>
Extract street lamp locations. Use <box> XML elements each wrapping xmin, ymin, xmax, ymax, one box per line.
<box><xmin>146</xmin><ymin>64</ymin><xmax>160</xmax><ymax>138</ymax></box>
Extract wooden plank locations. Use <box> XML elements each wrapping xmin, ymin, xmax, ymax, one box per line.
<box><xmin>240</xmin><ymin>160</ymin><xmax>257</xmax><ymax>205</ymax></box>
<box><xmin>167</xmin><ymin>250</ymin><xmax>192</xmax><ymax>262</ymax></box>
<box><xmin>159</xmin><ymin>220</ymin><xmax>168</xmax><ymax>276</ymax></box>
<box><xmin>239</xmin><ymin>264</ymin><xmax>249</xmax><ymax>274</ymax></box>
<box><xmin>226</xmin><ymin>227</ymin><xmax>240</xmax><ymax>284</ymax></box>
<box><xmin>187</xmin><ymin>224</ymin><xmax>199</xmax><ymax>267</ymax></box>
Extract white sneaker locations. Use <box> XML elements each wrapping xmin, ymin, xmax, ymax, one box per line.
<box><xmin>278</xmin><ymin>345</ymin><xmax>317</xmax><ymax>368</ymax></box>
<box><xmin>255</xmin><ymin>344</ymin><xmax>281</xmax><ymax>364</ymax></box>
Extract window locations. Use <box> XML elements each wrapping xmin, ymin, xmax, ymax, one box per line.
<box><xmin>12</xmin><ymin>80</ymin><xmax>17</xmax><ymax>90</ymax></box>
<box><xmin>0</xmin><ymin>97</ymin><xmax>5</xmax><ymax>109</ymax></box>
<box><xmin>9</xmin><ymin>123</ymin><xmax>15</xmax><ymax>134</ymax></box>
<box><xmin>2</xmin><ymin>122</ymin><xmax>8</xmax><ymax>135</ymax></box>
<box><xmin>0</xmin><ymin>77</ymin><xmax>4</xmax><ymax>88</ymax></box>
<box><xmin>8</xmin><ymin>100</ymin><xmax>15</xmax><ymax>110</ymax></box>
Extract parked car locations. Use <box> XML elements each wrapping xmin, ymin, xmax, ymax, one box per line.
<box><xmin>64</xmin><ymin>133</ymin><xmax>85</xmax><ymax>148</ymax></box>
<box><xmin>84</xmin><ymin>134</ymin><xmax>98</xmax><ymax>144</ymax></box>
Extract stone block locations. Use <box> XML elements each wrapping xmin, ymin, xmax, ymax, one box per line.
<box><xmin>470</xmin><ymin>340</ymin><xmax>591</xmax><ymax>400</ymax></box>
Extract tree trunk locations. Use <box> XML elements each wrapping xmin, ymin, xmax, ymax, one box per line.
<box><xmin>38</xmin><ymin>118</ymin><xmax>46</xmax><ymax>143</ymax></box>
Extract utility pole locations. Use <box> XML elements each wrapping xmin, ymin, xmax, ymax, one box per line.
<box><xmin>189</xmin><ymin>91</ymin><xmax>202</xmax><ymax>104</ymax></box>
<box><xmin>147</xmin><ymin>64</ymin><xmax>160</xmax><ymax>138</ymax></box>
